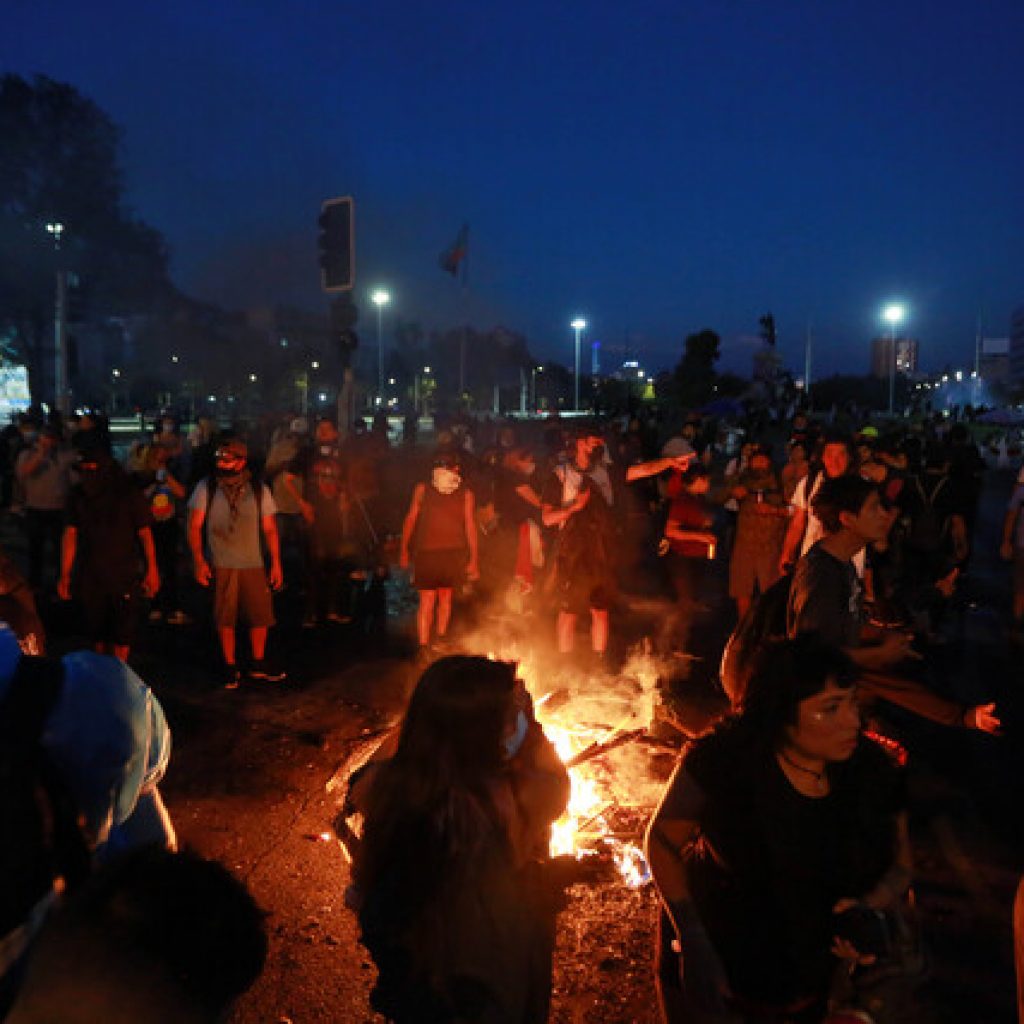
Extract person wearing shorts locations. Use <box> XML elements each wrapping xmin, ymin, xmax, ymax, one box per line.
<box><xmin>187</xmin><ymin>439</ymin><xmax>285</xmax><ymax>688</ymax></box>
<box><xmin>400</xmin><ymin>451</ymin><xmax>479</xmax><ymax>652</ymax></box>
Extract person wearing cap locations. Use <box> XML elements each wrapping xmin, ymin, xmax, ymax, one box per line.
<box><xmin>399</xmin><ymin>450</ymin><xmax>479</xmax><ymax>652</ymax></box>
<box><xmin>58</xmin><ymin>445</ymin><xmax>159</xmax><ymax>663</ymax></box>
<box><xmin>187</xmin><ymin>438</ymin><xmax>285</xmax><ymax>688</ymax></box>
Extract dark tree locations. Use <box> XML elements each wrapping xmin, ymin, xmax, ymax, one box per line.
<box><xmin>672</xmin><ymin>328</ymin><xmax>721</xmax><ymax>408</ymax></box>
<box><xmin>0</xmin><ymin>74</ymin><xmax>170</xmax><ymax>399</ymax></box>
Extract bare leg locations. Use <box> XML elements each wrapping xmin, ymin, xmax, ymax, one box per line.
<box><xmin>556</xmin><ymin>611</ymin><xmax>576</xmax><ymax>654</ymax></box>
<box><xmin>218</xmin><ymin>627</ymin><xmax>237</xmax><ymax>665</ymax></box>
<box><xmin>436</xmin><ymin>588</ymin><xmax>453</xmax><ymax>638</ymax></box>
<box><xmin>418</xmin><ymin>589</ymin><xmax>437</xmax><ymax>647</ymax></box>
<box><xmin>590</xmin><ymin>607</ymin><xmax>609</xmax><ymax>655</ymax></box>
<box><xmin>250</xmin><ymin>626</ymin><xmax>268</xmax><ymax>661</ymax></box>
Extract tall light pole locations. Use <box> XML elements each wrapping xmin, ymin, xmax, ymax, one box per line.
<box><xmin>371</xmin><ymin>289</ymin><xmax>390</xmax><ymax>404</ymax></box>
<box><xmin>882</xmin><ymin>303</ymin><xmax>906</xmax><ymax>417</ymax></box>
<box><xmin>46</xmin><ymin>222</ymin><xmax>69</xmax><ymax>417</ymax></box>
<box><xmin>570</xmin><ymin>318</ymin><xmax>587</xmax><ymax>412</ymax></box>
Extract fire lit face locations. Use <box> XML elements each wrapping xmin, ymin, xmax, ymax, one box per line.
<box><xmin>783</xmin><ymin>680</ymin><xmax>861</xmax><ymax>764</ymax></box>
<box><xmin>822</xmin><ymin>443</ymin><xmax>850</xmax><ymax>478</ymax></box>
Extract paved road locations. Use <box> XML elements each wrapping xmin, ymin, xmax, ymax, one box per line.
<box><xmin>3</xmin><ymin>464</ymin><xmax>1021</xmax><ymax>1022</ymax></box>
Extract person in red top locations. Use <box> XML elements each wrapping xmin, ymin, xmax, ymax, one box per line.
<box><xmin>661</xmin><ymin>463</ymin><xmax>717</xmax><ymax>656</ymax></box>
<box><xmin>400</xmin><ymin>451</ymin><xmax>480</xmax><ymax>652</ymax></box>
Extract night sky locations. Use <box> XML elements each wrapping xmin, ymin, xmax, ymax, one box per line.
<box><xmin>5</xmin><ymin>0</ymin><xmax>1023</xmax><ymax>377</ymax></box>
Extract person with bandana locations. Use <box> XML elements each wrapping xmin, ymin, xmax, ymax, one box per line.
<box><xmin>57</xmin><ymin>444</ymin><xmax>159</xmax><ymax>663</ymax></box>
<box><xmin>400</xmin><ymin>451</ymin><xmax>480</xmax><ymax>653</ymax></box>
<box><xmin>187</xmin><ymin>439</ymin><xmax>285</xmax><ymax>689</ymax></box>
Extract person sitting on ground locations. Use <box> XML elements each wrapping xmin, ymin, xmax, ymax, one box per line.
<box><xmin>351</xmin><ymin>656</ymin><xmax>569</xmax><ymax>1024</ymax></box>
<box><xmin>647</xmin><ymin>636</ymin><xmax>913</xmax><ymax>1023</ymax></box>
<box><xmin>5</xmin><ymin>847</ymin><xmax>266</xmax><ymax>1024</ymax></box>
<box><xmin>0</xmin><ymin>624</ymin><xmax>176</xmax><ymax>1013</ymax></box>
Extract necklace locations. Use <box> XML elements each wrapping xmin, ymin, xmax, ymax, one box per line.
<box><xmin>778</xmin><ymin>750</ymin><xmax>828</xmax><ymax>790</ymax></box>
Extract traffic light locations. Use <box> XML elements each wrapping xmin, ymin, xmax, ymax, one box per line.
<box><xmin>318</xmin><ymin>197</ymin><xmax>354</xmax><ymax>292</ymax></box>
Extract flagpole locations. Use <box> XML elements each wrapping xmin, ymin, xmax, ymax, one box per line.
<box><xmin>459</xmin><ymin>233</ymin><xmax>469</xmax><ymax>403</ymax></box>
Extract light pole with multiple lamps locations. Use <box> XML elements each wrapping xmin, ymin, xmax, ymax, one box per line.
<box><xmin>881</xmin><ymin>303</ymin><xmax>906</xmax><ymax>417</ymax></box>
<box><xmin>570</xmin><ymin>318</ymin><xmax>587</xmax><ymax>412</ymax></box>
<box><xmin>371</xmin><ymin>289</ymin><xmax>390</xmax><ymax>405</ymax></box>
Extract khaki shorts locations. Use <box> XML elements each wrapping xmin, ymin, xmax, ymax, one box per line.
<box><xmin>213</xmin><ymin>567</ymin><xmax>275</xmax><ymax>628</ymax></box>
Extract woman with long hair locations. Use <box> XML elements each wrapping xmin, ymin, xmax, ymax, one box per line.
<box><xmin>352</xmin><ymin>656</ymin><xmax>568</xmax><ymax>1023</ymax></box>
<box><xmin>647</xmin><ymin>635</ymin><xmax>912</xmax><ymax>1023</ymax></box>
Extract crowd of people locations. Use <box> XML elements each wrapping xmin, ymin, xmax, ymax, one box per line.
<box><xmin>0</xmin><ymin>399</ymin><xmax>1021</xmax><ymax>1022</ymax></box>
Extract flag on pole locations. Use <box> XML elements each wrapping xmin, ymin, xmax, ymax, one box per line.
<box><xmin>438</xmin><ymin>224</ymin><xmax>469</xmax><ymax>277</ymax></box>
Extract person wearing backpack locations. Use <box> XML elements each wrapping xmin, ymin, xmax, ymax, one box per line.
<box><xmin>187</xmin><ymin>438</ymin><xmax>285</xmax><ymax>689</ymax></box>
<box><xmin>0</xmin><ymin>624</ymin><xmax>175</xmax><ymax>1014</ymax></box>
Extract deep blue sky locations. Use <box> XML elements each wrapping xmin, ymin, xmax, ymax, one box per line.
<box><xmin>5</xmin><ymin>0</ymin><xmax>1023</xmax><ymax>376</ymax></box>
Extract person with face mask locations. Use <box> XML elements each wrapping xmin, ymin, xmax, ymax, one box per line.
<box><xmin>57</xmin><ymin>444</ymin><xmax>159</xmax><ymax>662</ymax></box>
<box><xmin>187</xmin><ymin>439</ymin><xmax>285</xmax><ymax>689</ymax></box>
<box><xmin>400</xmin><ymin>451</ymin><xmax>480</xmax><ymax>653</ymax></box>
<box><xmin>493</xmin><ymin>446</ymin><xmax>544</xmax><ymax>613</ymax></box>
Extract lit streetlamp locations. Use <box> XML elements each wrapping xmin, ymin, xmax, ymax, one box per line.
<box><xmin>570</xmin><ymin>318</ymin><xmax>587</xmax><ymax>412</ymax></box>
<box><xmin>371</xmin><ymin>289</ymin><xmax>391</xmax><ymax>402</ymax></box>
<box><xmin>881</xmin><ymin>303</ymin><xmax>906</xmax><ymax>417</ymax></box>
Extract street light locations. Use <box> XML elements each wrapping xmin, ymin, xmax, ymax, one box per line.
<box><xmin>570</xmin><ymin>318</ymin><xmax>587</xmax><ymax>412</ymax></box>
<box><xmin>531</xmin><ymin>365</ymin><xmax>543</xmax><ymax>409</ymax></box>
<box><xmin>371</xmin><ymin>289</ymin><xmax>391</xmax><ymax>401</ymax></box>
<box><xmin>881</xmin><ymin>303</ymin><xmax>906</xmax><ymax>417</ymax></box>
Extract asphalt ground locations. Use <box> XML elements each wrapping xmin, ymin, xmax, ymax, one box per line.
<box><xmin>2</xmin><ymin>463</ymin><xmax>1022</xmax><ymax>1023</ymax></box>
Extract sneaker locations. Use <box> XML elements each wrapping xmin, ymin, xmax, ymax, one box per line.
<box><xmin>166</xmin><ymin>609</ymin><xmax>192</xmax><ymax>626</ymax></box>
<box><xmin>301</xmin><ymin>616</ymin><xmax>317</xmax><ymax>630</ymax></box>
<box><xmin>148</xmin><ymin>608</ymin><xmax>164</xmax><ymax>622</ymax></box>
<box><xmin>248</xmin><ymin>660</ymin><xmax>287</xmax><ymax>683</ymax></box>
<box><xmin>223</xmin><ymin>665</ymin><xmax>242</xmax><ymax>690</ymax></box>
<box><xmin>325</xmin><ymin>611</ymin><xmax>352</xmax><ymax>624</ymax></box>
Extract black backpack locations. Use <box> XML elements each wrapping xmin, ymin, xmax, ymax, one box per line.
<box><xmin>719</xmin><ymin>573</ymin><xmax>794</xmax><ymax>706</ymax></box>
<box><xmin>0</xmin><ymin>656</ymin><xmax>91</xmax><ymax>939</ymax></box>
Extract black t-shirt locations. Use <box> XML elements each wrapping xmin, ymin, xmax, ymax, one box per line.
<box><xmin>662</xmin><ymin>724</ymin><xmax>905</xmax><ymax>1005</ymax></box>
<box><xmin>67</xmin><ymin>472</ymin><xmax>152</xmax><ymax>592</ymax></box>
<box><xmin>787</xmin><ymin>541</ymin><xmax>861</xmax><ymax>648</ymax></box>
<box><xmin>494</xmin><ymin>467</ymin><xmax>537</xmax><ymax>529</ymax></box>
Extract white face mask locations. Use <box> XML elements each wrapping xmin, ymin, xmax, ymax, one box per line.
<box><xmin>503</xmin><ymin>710</ymin><xmax>529</xmax><ymax>759</ymax></box>
<box><xmin>319</xmin><ymin>444</ymin><xmax>335</xmax><ymax>456</ymax></box>
<box><xmin>432</xmin><ymin>467</ymin><xmax>460</xmax><ymax>494</ymax></box>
